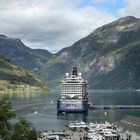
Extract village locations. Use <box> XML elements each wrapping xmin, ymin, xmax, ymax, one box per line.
<box><xmin>38</xmin><ymin>116</ymin><xmax>140</xmax><ymax>140</ymax></box>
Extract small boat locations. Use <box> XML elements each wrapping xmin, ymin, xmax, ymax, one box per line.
<box><xmin>51</xmin><ymin>100</ymin><xmax>54</xmax><ymax>103</ymax></box>
<box><xmin>34</xmin><ymin>111</ymin><xmax>38</xmax><ymax>114</ymax></box>
<box><xmin>61</xmin><ymin>112</ymin><xmax>66</xmax><ymax>115</ymax></box>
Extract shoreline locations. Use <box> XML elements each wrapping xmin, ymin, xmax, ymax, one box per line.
<box><xmin>38</xmin><ymin>118</ymin><xmax>140</xmax><ymax>140</ymax></box>
<box><xmin>0</xmin><ymin>89</ymin><xmax>48</xmax><ymax>97</ymax></box>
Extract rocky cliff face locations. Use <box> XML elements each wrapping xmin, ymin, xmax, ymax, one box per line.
<box><xmin>45</xmin><ymin>16</ymin><xmax>140</xmax><ymax>89</ymax></box>
<box><xmin>0</xmin><ymin>16</ymin><xmax>140</xmax><ymax>89</ymax></box>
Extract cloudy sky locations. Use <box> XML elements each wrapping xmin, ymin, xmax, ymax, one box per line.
<box><xmin>0</xmin><ymin>0</ymin><xmax>139</xmax><ymax>53</ymax></box>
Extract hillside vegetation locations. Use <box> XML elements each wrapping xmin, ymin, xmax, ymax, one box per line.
<box><xmin>0</xmin><ymin>54</ymin><xmax>48</xmax><ymax>93</ymax></box>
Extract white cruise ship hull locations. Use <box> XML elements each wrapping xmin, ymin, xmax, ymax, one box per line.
<box><xmin>57</xmin><ymin>67</ymin><xmax>88</xmax><ymax>113</ymax></box>
<box><xmin>57</xmin><ymin>100</ymin><xmax>88</xmax><ymax>112</ymax></box>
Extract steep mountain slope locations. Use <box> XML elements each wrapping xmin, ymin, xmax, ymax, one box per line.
<box><xmin>0</xmin><ymin>54</ymin><xmax>48</xmax><ymax>92</ymax></box>
<box><xmin>45</xmin><ymin>16</ymin><xmax>140</xmax><ymax>89</ymax></box>
<box><xmin>0</xmin><ymin>35</ymin><xmax>52</xmax><ymax>78</ymax></box>
<box><xmin>0</xmin><ymin>16</ymin><xmax>140</xmax><ymax>89</ymax></box>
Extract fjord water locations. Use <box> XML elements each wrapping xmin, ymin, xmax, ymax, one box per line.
<box><xmin>10</xmin><ymin>90</ymin><xmax>140</xmax><ymax>131</ymax></box>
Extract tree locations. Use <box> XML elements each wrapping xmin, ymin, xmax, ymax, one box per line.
<box><xmin>12</xmin><ymin>117</ymin><xmax>38</xmax><ymax>140</ymax></box>
<box><xmin>0</xmin><ymin>96</ymin><xmax>38</xmax><ymax>140</ymax></box>
<box><xmin>0</xmin><ymin>96</ymin><xmax>15</xmax><ymax>140</ymax></box>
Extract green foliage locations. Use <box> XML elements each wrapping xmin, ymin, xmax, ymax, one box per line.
<box><xmin>0</xmin><ymin>96</ymin><xmax>15</xmax><ymax>140</ymax></box>
<box><xmin>12</xmin><ymin>118</ymin><xmax>37</xmax><ymax>140</ymax></box>
<box><xmin>0</xmin><ymin>97</ymin><xmax>38</xmax><ymax>140</ymax></box>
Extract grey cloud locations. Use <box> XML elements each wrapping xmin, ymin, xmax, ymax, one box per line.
<box><xmin>118</xmin><ymin>0</ymin><xmax>140</xmax><ymax>17</ymax></box>
<box><xmin>0</xmin><ymin>0</ymin><xmax>114</xmax><ymax>53</ymax></box>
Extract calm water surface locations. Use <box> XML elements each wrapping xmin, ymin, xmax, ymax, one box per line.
<box><xmin>10</xmin><ymin>90</ymin><xmax>140</xmax><ymax>131</ymax></box>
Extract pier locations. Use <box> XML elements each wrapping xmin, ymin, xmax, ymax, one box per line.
<box><xmin>89</xmin><ymin>105</ymin><xmax>140</xmax><ymax>110</ymax></box>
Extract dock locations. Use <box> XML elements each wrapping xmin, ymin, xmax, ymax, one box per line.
<box><xmin>89</xmin><ymin>105</ymin><xmax>140</xmax><ymax>110</ymax></box>
<box><xmin>38</xmin><ymin>119</ymin><xmax>140</xmax><ymax>140</ymax></box>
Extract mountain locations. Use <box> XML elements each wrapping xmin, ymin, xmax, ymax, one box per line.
<box><xmin>0</xmin><ymin>54</ymin><xmax>48</xmax><ymax>92</ymax></box>
<box><xmin>0</xmin><ymin>16</ymin><xmax>140</xmax><ymax>89</ymax></box>
<box><xmin>0</xmin><ymin>35</ymin><xmax>52</xmax><ymax>78</ymax></box>
<box><xmin>45</xmin><ymin>16</ymin><xmax>140</xmax><ymax>89</ymax></box>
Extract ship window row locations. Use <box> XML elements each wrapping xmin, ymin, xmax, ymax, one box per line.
<box><xmin>62</xmin><ymin>89</ymin><xmax>86</xmax><ymax>92</ymax></box>
<box><xmin>62</xmin><ymin>87</ymin><xmax>84</xmax><ymax>90</ymax></box>
<box><xmin>61</xmin><ymin>91</ymin><xmax>83</xmax><ymax>93</ymax></box>
<box><xmin>62</xmin><ymin>90</ymin><xmax>85</xmax><ymax>93</ymax></box>
<box><xmin>62</xmin><ymin>88</ymin><xmax>86</xmax><ymax>91</ymax></box>
<box><xmin>62</xmin><ymin>84</ymin><xmax>85</xmax><ymax>86</ymax></box>
<box><xmin>62</xmin><ymin>89</ymin><xmax>85</xmax><ymax>91</ymax></box>
<box><xmin>62</xmin><ymin>84</ymin><xmax>85</xmax><ymax>87</ymax></box>
<box><xmin>62</xmin><ymin>86</ymin><xmax>86</xmax><ymax>89</ymax></box>
<box><xmin>62</xmin><ymin>86</ymin><xmax>85</xmax><ymax>89</ymax></box>
<box><xmin>66</xmin><ymin>104</ymin><xmax>76</xmax><ymax>107</ymax></box>
<box><xmin>62</xmin><ymin>89</ymin><xmax>85</xmax><ymax>92</ymax></box>
<box><xmin>62</xmin><ymin>91</ymin><xmax>86</xmax><ymax>93</ymax></box>
<box><xmin>62</xmin><ymin>91</ymin><xmax>85</xmax><ymax>94</ymax></box>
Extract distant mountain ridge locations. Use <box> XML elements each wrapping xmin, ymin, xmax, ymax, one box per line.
<box><xmin>0</xmin><ymin>16</ymin><xmax>140</xmax><ymax>89</ymax></box>
<box><xmin>0</xmin><ymin>35</ymin><xmax>52</xmax><ymax>78</ymax></box>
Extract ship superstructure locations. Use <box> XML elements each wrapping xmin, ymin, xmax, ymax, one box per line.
<box><xmin>57</xmin><ymin>67</ymin><xmax>88</xmax><ymax>112</ymax></box>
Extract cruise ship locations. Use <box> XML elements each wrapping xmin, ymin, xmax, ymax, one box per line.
<box><xmin>57</xmin><ymin>67</ymin><xmax>88</xmax><ymax>112</ymax></box>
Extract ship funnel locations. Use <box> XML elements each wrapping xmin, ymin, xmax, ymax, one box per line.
<box><xmin>72</xmin><ymin>67</ymin><xmax>78</xmax><ymax>76</ymax></box>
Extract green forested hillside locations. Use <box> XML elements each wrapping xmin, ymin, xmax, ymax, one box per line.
<box><xmin>0</xmin><ymin>54</ymin><xmax>48</xmax><ymax>92</ymax></box>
